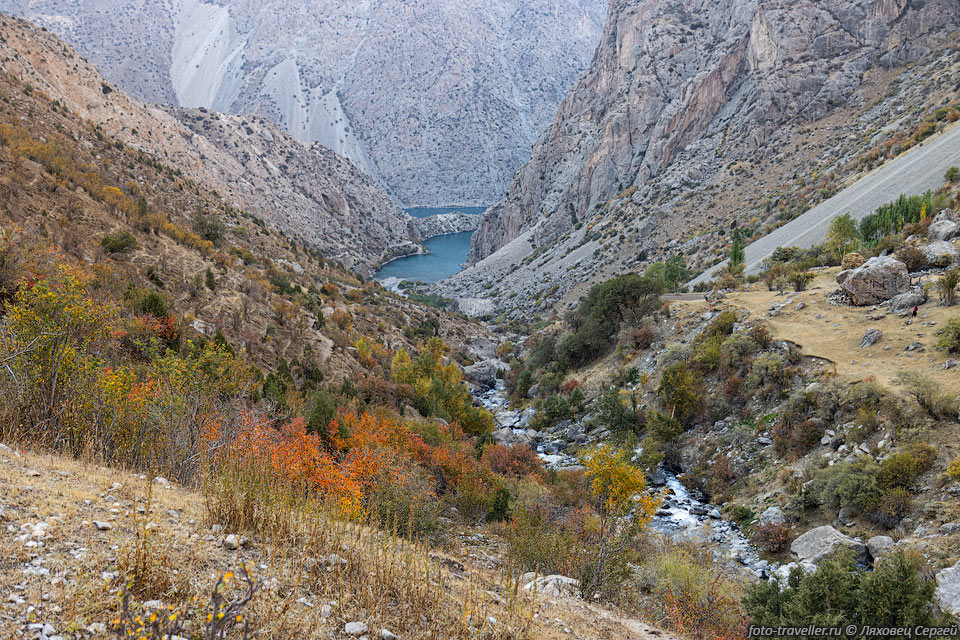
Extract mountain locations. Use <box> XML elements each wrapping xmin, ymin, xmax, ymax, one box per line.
<box><xmin>0</xmin><ymin>13</ymin><xmax>420</xmax><ymax>274</ymax></box>
<box><xmin>443</xmin><ymin>0</ymin><xmax>960</xmax><ymax>317</ymax></box>
<box><xmin>0</xmin><ymin>0</ymin><xmax>607</xmax><ymax>207</ymax></box>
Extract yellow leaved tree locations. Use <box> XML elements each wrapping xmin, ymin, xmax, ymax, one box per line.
<box><xmin>577</xmin><ymin>444</ymin><xmax>663</xmax><ymax>597</ymax></box>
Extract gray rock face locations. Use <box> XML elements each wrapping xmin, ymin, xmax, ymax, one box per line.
<box><xmin>758</xmin><ymin>506</ymin><xmax>786</xmax><ymax>526</ymax></box>
<box><xmin>790</xmin><ymin>525</ymin><xmax>869</xmax><ymax>566</ymax></box>
<box><xmin>866</xmin><ymin>535</ymin><xmax>895</xmax><ymax>558</ymax></box>
<box><xmin>860</xmin><ymin>328</ymin><xmax>882</xmax><ymax>348</ymax></box>
<box><xmin>887</xmin><ymin>288</ymin><xmax>927</xmax><ymax>311</ymax></box>
<box><xmin>929</xmin><ymin>210</ymin><xmax>960</xmax><ymax>242</ymax></box>
<box><xmin>522</xmin><ymin>574</ymin><xmax>579</xmax><ymax>596</ymax></box>
<box><xmin>836</xmin><ymin>256</ymin><xmax>911</xmax><ymax>305</ymax></box>
<box><xmin>936</xmin><ymin>560</ymin><xmax>960</xmax><ymax>616</ymax></box>
<box><xmin>415</xmin><ymin>213</ymin><xmax>482</xmax><ymax>239</ymax></box>
<box><xmin>463</xmin><ymin>360</ymin><xmax>503</xmax><ymax>389</ymax></box>
<box><xmin>922</xmin><ymin>240</ymin><xmax>959</xmax><ymax>267</ymax></box>
<box><xmin>468</xmin><ymin>0</ymin><xmax>960</xmax><ymax>264</ymax></box>
<box><xmin>2</xmin><ymin>0</ymin><xmax>607</xmax><ymax>207</ymax></box>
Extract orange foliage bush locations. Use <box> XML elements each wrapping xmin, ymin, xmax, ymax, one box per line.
<box><xmin>480</xmin><ymin>444</ymin><xmax>545</xmax><ymax>479</ymax></box>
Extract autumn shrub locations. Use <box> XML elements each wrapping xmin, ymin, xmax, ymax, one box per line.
<box><xmin>895</xmin><ymin>245</ymin><xmax>926</xmax><ymax>272</ymax></box>
<box><xmin>773</xmin><ymin>418</ymin><xmax>825</xmax><ymax>457</ymax></box>
<box><xmin>841</xmin><ymin>252</ymin><xmax>866</xmax><ymax>270</ymax></box>
<box><xmin>753</xmin><ymin>523</ymin><xmax>789</xmax><ymax>554</ymax></box>
<box><xmin>789</xmin><ymin>271</ymin><xmax>814</xmax><ymax>292</ymax></box>
<box><xmin>481</xmin><ymin>444</ymin><xmax>546</xmax><ymax>479</ymax></box>
<box><xmin>896</xmin><ymin>371</ymin><xmax>960</xmax><ymax>419</ymax></box>
<box><xmin>366</xmin><ymin>451</ymin><xmax>443</xmax><ymax>538</ymax></box>
<box><xmin>744</xmin><ymin>353</ymin><xmax>789</xmax><ymax>396</ymax></box>
<box><xmin>639</xmin><ymin>547</ymin><xmax>747</xmax><ymax>640</ymax></box>
<box><xmin>504</xmin><ymin>505</ymin><xmax>575</xmax><ymax>574</ymax></box>
<box><xmin>631</xmin><ymin>324</ymin><xmax>657</xmax><ymax>350</ymax></box>
<box><xmin>745</xmin><ymin>550</ymin><xmax>943</xmax><ymax>626</ymax></box>
<box><xmin>391</xmin><ymin>338</ymin><xmax>494</xmax><ymax>436</ymax></box>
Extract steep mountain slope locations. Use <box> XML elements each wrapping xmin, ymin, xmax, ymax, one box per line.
<box><xmin>0</xmin><ymin>0</ymin><xmax>607</xmax><ymax>206</ymax></box>
<box><xmin>0</xmin><ymin>14</ymin><xmax>418</xmax><ymax>274</ymax></box>
<box><xmin>448</xmin><ymin>0</ymin><xmax>960</xmax><ymax>317</ymax></box>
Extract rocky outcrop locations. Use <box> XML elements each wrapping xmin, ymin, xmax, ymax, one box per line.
<box><xmin>2</xmin><ymin>0</ymin><xmax>607</xmax><ymax>207</ymax></box>
<box><xmin>866</xmin><ymin>535</ymin><xmax>896</xmax><ymax>558</ymax></box>
<box><xmin>522</xmin><ymin>574</ymin><xmax>580</xmax><ymax>597</ymax></box>
<box><xmin>415</xmin><ymin>213</ymin><xmax>482</xmax><ymax>239</ymax></box>
<box><xmin>923</xmin><ymin>240</ymin><xmax>960</xmax><ymax>268</ymax></box>
<box><xmin>455</xmin><ymin>0</ymin><xmax>960</xmax><ymax>319</ymax></box>
<box><xmin>836</xmin><ymin>256</ymin><xmax>911</xmax><ymax>305</ymax></box>
<box><xmin>790</xmin><ymin>525</ymin><xmax>870</xmax><ymax>565</ymax></box>
<box><xmin>936</xmin><ymin>560</ymin><xmax>960</xmax><ymax>616</ymax></box>
<box><xmin>790</xmin><ymin>525</ymin><xmax>869</xmax><ymax>567</ymax></box>
<box><xmin>0</xmin><ymin>16</ymin><xmax>416</xmax><ymax>274</ymax></box>
<box><xmin>929</xmin><ymin>210</ymin><xmax>960</xmax><ymax>242</ymax></box>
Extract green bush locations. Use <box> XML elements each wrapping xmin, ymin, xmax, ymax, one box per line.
<box><xmin>594</xmin><ymin>387</ymin><xmax>637</xmax><ymax>434</ymax></box>
<box><xmin>946</xmin><ymin>166</ymin><xmax>959</xmax><ymax>183</ymax></box>
<box><xmin>657</xmin><ymin>362</ymin><xmax>702</xmax><ymax>424</ymax></box>
<box><xmin>744</xmin><ymin>353</ymin><xmax>788</xmax><ymax>394</ymax></box>
<box><xmin>101</xmin><ymin>230</ymin><xmax>137</xmax><ymax>253</ymax></box>
<box><xmin>531</xmin><ymin>389</ymin><xmax>584</xmax><ymax>430</ymax></box>
<box><xmin>557</xmin><ymin>274</ymin><xmax>663</xmax><ymax>369</ymax></box>
<box><xmin>744</xmin><ymin>550</ymin><xmax>942</xmax><ymax>626</ymax></box>
<box><xmin>938</xmin><ymin>317</ymin><xmax>960</xmax><ymax>352</ymax></box>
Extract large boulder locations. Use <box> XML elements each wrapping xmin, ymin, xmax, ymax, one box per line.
<box><xmin>790</xmin><ymin>525</ymin><xmax>869</xmax><ymax>566</ymax></box>
<box><xmin>463</xmin><ymin>359</ymin><xmax>502</xmax><ymax>389</ymax></box>
<box><xmin>758</xmin><ymin>506</ymin><xmax>787</xmax><ymax>526</ymax></box>
<box><xmin>923</xmin><ymin>240</ymin><xmax>959</xmax><ymax>268</ymax></box>
<box><xmin>929</xmin><ymin>210</ymin><xmax>960</xmax><ymax>242</ymax></box>
<box><xmin>936</xmin><ymin>560</ymin><xmax>960</xmax><ymax>615</ymax></box>
<box><xmin>887</xmin><ymin>287</ymin><xmax>927</xmax><ymax>311</ymax></box>
<box><xmin>836</xmin><ymin>256</ymin><xmax>910</xmax><ymax>305</ymax></box>
<box><xmin>866</xmin><ymin>535</ymin><xmax>896</xmax><ymax>558</ymax></box>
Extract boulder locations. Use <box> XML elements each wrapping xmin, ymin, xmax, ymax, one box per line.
<box><xmin>790</xmin><ymin>525</ymin><xmax>869</xmax><ymax>566</ymax></box>
<box><xmin>922</xmin><ymin>240</ymin><xmax>959</xmax><ymax>268</ymax></box>
<box><xmin>836</xmin><ymin>256</ymin><xmax>910</xmax><ymax>305</ymax></box>
<box><xmin>758</xmin><ymin>506</ymin><xmax>786</xmax><ymax>526</ymax></box>
<box><xmin>464</xmin><ymin>359</ymin><xmax>501</xmax><ymax>388</ymax></box>
<box><xmin>522</xmin><ymin>574</ymin><xmax>579</xmax><ymax>596</ymax></box>
<box><xmin>887</xmin><ymin>288</ymin><xmax>927</xmax><ymax>311</ymax></box>
<box><xmin>866</xmin><ymin>535</ymin><xmax>895</xmax><ymax>558</ymax></box>
<box><xmin>936</xmin><ymin>560</ymin><xmax>960</xmax><ymax>615</ymax></box>
<box><xmin>344</xmin><ymin>622</ymin><xmax>368</xmax><ymax>636</ymax></box>
<box><xmin>928</xmin><ymin>210</ymin><xmax>960</xmax><ymax>242</ymax></box>
<box><xmin>860</xmin><ymin>328</ymin><xmax>882</xmax><ymax>348</ymax></box>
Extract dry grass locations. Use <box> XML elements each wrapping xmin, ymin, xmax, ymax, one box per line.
<box><xmin>0</xmin><ymin>444</ymin><xmax>677</xmax><ymax>639</ymax></box>
<box><xmin>673</xmin><ymin>267</ymin><xmax>959</xmax><ymax>389</ymax></box>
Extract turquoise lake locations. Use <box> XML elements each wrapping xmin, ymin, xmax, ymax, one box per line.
<box><xmin>374</xmin><ymin>207</ymin><xmax>485</xmax><ymax>284</ymax></box>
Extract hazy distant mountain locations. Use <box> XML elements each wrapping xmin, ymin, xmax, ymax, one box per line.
<box><xmin>0</xmin><ymin>0</ymin><xmax>606</xmax><ymax>206</ymax></box>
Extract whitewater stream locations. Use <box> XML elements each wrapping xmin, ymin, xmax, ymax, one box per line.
<box><xmin>473</xmin><ymin>379</ymin><xmax>775</xmax><ymax>578</ymax></box>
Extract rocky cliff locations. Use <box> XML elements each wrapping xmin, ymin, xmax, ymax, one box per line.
<box><xmin>444</xmin><ymin>0</ymin><xmax>960</xmax><ymax>319</ymax></box>
<box><xmin>0</xmin><ymin>0</ymin><xmax>607</xmax><ymax>207</ymax></box>
<box><xmin>470</xmin><ymin>0</ymin><xmax>960</xmax><ymax>265</ymax></box>
<box><xmin>0</xmin><ymin>14</ymin><xmax>417</xmax><ymax>273</ymax></box>
<box><xmin>414</xmin><ymin>212</ymin><xmax>482</xmax><ymax>239</ymax></box>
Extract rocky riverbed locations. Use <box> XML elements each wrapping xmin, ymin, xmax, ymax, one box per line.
<box><xmin>470</xmin><ymin>373</ymin><xmax>776</xmax><ymax>578</ymax></box>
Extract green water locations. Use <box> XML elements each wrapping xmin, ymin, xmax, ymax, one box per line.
<box><xmin>374</xmin><ymin>207</ymin><xmax>485</xmax><ymax>284</ymax></box>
